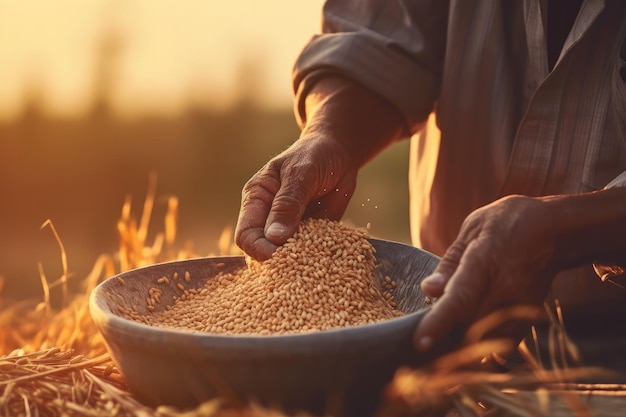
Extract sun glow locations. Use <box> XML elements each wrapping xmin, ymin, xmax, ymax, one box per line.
<box><xmin>0</xmin><ymin>0</ymin><xmax>324</xmax><ymax>120</ymax></box>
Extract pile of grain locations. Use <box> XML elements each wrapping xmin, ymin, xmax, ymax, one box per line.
<box><xmin>124</xmin><ymin>218</ymin><xmax>403</xmax><ymax>335</ymax></box>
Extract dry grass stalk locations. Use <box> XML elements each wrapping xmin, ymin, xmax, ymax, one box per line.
<box><xmin>40</xmin><ymin>219</ymin><xmax>69</xmax><ymax>308</ymax></box>
<box><xmin>0</xmin><ymin>346</ymin><xmax>147</xmax><ymax>416</ymax></box>
<box><xmin>383</xmin><ymin>302</ymin><xmax>615</xmax><ymax>417</ymax></box>
<box><xmin>0</xmin><ymin>181</ymin><xmax>293</xmax><ymax>417</ymax></box>
<box><xmin>1</xmin><ymin>347</ymin><xmax>300</xmax><ymax>417</ymax></box>
<box><xmin>0</xmin><ymin>179</ymin><xmax>614</xmax><ymax>416</ymax></box>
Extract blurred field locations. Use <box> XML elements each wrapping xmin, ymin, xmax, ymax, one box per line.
<box><xmin>1</xmin><ymin>0</ymin><xmax>413</xmax><ymax>300</ymax></box>
<box><xmin>0</xmin><ymin>99</ymin><xmax>411</xmax><ymax>299</ymax></box>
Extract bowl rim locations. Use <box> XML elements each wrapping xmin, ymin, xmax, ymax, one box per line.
<box><xmin>89</xmin><ymin>258</ymin><xmax>431</xmax><ymax>351</ymax></box>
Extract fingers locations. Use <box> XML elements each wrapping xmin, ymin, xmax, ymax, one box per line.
<box><xmin>414</xmin><ymin>245</ymin><xmax>488</xmax><ymax>352</ymax></box>
<box><xmin>303</xmin><ymin>173</ymin><xmax>356</xmax><ymax>220</ymax></box>
<box><xmin>235</xmin><ymin>171</ymin><xmax>282</xmax><ymax>261</ymax></box>
<box><xmin>235</xmin><ymin>156</ymin><xmax>310</xmax><ymax>260</ymax></box>
<box><xmin>236</xmin><ymin>139</ymin><xmax>357</xmax><ymax>261</ymax></box>
<box><xmin>420</xmin><ymin>240</ymin><xmax>466</xmax><ymax>297</ymax></box>
<box><xmin>420</xmin><ymin>272</ymin><xmax>448</xmax><ymax>297</ymax></box>
<box><xmin>236</xmin><ymin>228</ymin><xmax>278</xmax><ymax>262</ymax></box>
<box><xmin>236</xmin><ymin>157</ymin><xmax>318</xmax><ymax>260</ymax></box>
<box><xmin>413</xmin><ymin>198</ymin><xmax>557</xmax><ymax>354</ymax></box>
<box><xmin>264</xmin><ymin>190</ymin><xmax>305</xmax><ymax>239</ymax></box>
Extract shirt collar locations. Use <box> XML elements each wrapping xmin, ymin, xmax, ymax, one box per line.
<box><xmin>523</xmin><ymin>0</ymin><xmax>606</xmax><ymax>74</ymax></box>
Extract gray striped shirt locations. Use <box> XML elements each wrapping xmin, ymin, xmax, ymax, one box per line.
<box><xmin>293</xmin><ymin>0</ymin><xmax>626</xmax><ymax>308</ymax></box>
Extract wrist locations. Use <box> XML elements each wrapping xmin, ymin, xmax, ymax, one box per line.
<box><xmin>300</xmin><ymin>75</ymin><xmax>407</xmax><ymax>168</ymax></box>
<box><xmin>542</xmin><ymin>188</ymin><xmax>626</xmax><ymax>270</ymax></box>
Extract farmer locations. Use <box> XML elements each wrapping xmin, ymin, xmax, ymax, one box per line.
<box><xmin>235</xmin><ymin>0</ymin><xmax>626</xmax><ymax>352</ymax></box>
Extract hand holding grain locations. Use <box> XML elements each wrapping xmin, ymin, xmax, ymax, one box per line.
<box><xmin>236</xmin><ymin>75</ymin><xmax>407</xmax><ymax>261</ymax></box>
<box><xmin>235</xmin><ymin>134</ymin><xmax>359</xmax><ymax>261</ymax></box>
<box><xmin>413</xmin><ymin>195</ymin><xmax>560</xmax><ymax>351</ymax></box>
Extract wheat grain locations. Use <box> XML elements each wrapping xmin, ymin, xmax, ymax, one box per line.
<box><xmin>122</xmin><ymin>219</ymin><xmax>402</xmax><ymax>335</ymax></box>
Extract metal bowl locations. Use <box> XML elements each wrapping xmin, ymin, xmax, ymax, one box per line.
<box><xmin>89</xmin><ymin>239</ymin><xmax>439</xmax><ymax>417</ymax></box>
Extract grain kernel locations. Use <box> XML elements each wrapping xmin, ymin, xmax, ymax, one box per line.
<box><xmin>121</xmin><ymin>219</ymin><xmax>403</xmax><ymax>335</ymax></box>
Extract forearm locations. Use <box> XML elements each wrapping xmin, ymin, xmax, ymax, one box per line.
<box><xmin>300</xmin><ymin>75</ymin><xmax>408</xmax><ymax>169</ymax></box>
<box><xmin>545</xmin><ymin>187</ymin><xmax>626</xmax><ymax>271</ymax></box>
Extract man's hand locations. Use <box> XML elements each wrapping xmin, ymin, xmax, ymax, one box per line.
<box><xmin>235</xmin><ymin>135</ymin><xmax>359</xmax><ymax>261</ymax></box>
<box><xmin>235</xmin><ymin>75</ymin><xmax>408</xmax><ymax>260</ymax></box>
<box><xmin>413</xmin><ymin>195</ymin><xmax>560</xmax><ymax>351</ymax></box>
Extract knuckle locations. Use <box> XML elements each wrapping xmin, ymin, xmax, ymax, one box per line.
<box><xmin>435</xmin><ymin>240</ymin><xmax>466</xmax><ymax>275</ymax></box>
<box><xmin>234</xmin><ymin>226</ymin><xmax>255</xmax><ymax>250</ymax></box>
<box><xmin>234</xmin><ymin>227</ymin><xmax>247</xmax><ymax>248</ymax></box>
<box><xmin>439</xmin><ymin>287</ymin><xmax>478</xmax><ymax>324</ymax></box>
<box><xmin>444</xmin><ymin>240</ymin><xmax>467</xmax><ymax>261</ymax></box>
<box><xmin>242</xmin><ymin>169</ymin><xmax>280</xmax><ymax>198</ymax></box>
<box><xmin>271</xmin><ymin>194</ymin><xmax>306</xmax><ymax>217</ymax></box>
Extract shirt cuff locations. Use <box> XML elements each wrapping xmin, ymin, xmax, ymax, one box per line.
<box><xmin>292</xmin><ymin>33</ymin><xmax>439</xmax><ymax>134</ymax></box>
<box><xmin>592</xmin><ymin>170</ymin><xmax>626</xmax><ymax>281</ymax></box>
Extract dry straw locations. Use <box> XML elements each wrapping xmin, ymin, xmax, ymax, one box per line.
<box><xmin>0</xmin><ymin>177</ymin><xmax>617</xmax><ymax>416</ymax></box>
<box><xmin>0</xmin><ymin>177</ymin><xmax>272</xmax><ymax>417</ymax></box>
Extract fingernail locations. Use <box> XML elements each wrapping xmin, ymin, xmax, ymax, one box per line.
<box><xmin>415</xmin><ymin>336</ymin><xmax>432</xmax><ymax>352</ymax></box>
<box><xmin>266</xmin><ymin>222</ymin><xmax>288</xmax><ymax>239</ymax></box>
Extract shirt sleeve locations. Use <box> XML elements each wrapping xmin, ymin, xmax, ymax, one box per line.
<box><xmin>292</xmin><ymin>0</ymin><xmax>449</xmax><ymax>134</ymax></box>
<box><xmin>592</xmin><ymin>170</ymin><xmax>626</xmax><ymax>281</ymax></box>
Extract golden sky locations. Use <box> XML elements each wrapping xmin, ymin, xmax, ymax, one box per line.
<box><xmin>0</xmin><ymin>0</ymin><xmax>325</xmax><ymax>119</ymax></box>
